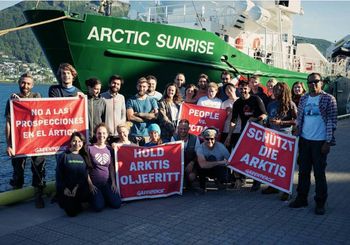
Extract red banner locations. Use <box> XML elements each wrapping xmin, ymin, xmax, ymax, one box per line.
<box><xmin>116</xmin><ymin>142</ymin><xmax>184</xmax><ymax>201</ymax></box>
<box><xmin>228</xmin><ymin>122</ymin><xmax>298</xmax><ymax>193</ymax></box>
<box><xmin>179</xmin><ymin>103</ymin><xmax>227</xmax><ymax>137</ymax></box>
<box><xmin>10</xmin><ymin>97</ymin><xmax>88</xmax><ymax>156</ymax></box>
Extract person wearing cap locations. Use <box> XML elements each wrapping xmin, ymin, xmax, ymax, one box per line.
<box><xmin>196</xmin><ymin>128</ymin><xmax>230</xmax><ymax>192</ymax></box>
<box><xmin>144</xmin><ymin>124</ymin><xmax>165</xmax><ymax>146</ymax></box>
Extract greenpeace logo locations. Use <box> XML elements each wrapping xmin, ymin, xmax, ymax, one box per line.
<box><xmin>137</xmin><ymin>189</ymin><xmax>165</xmax><ymax>196</ymax></box>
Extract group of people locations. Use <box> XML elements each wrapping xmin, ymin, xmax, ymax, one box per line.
<box><xmin>5</xmin><ymin>62</ymin><xmax>337</xmax><ymax>216</ymax></box>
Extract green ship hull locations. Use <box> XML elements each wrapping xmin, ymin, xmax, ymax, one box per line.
<box><xmin>24</xmin><ymin>9</ymin><xmax>308</xmax><ymax>96</ymax></box>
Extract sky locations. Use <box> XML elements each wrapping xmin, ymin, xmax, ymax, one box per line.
<box><xmin>0</xmin><ymin>0</ymin><xmax>349</xmax><ymax>42</ymax></box>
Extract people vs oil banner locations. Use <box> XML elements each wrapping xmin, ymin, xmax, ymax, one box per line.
<box><xmin>180</xmin><ymin>103</ymin><xmax>227</xmax><ymax>137</ymax></box>
<box><xmin>10</xmin><ymin>97</ymin><xmax>88</xmax><ymax>156</ymax></box>
<box><xmin>228</xmin><ymin>122</ymin><xmax>298</xmax><ymax>193</ymax></box>
<box><xmin>116</xmin><ymin>142</ymin><xmax>184</xmax><ymax>201</ymax></box>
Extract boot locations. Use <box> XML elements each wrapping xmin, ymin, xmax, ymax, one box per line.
<box><xmin>34</xmin><ymin>187</ymin><xmax>45</xmax><ymax>209</ymax></box>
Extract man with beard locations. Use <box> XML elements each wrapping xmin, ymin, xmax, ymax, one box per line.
<box><xmin>48</xmin><ymin>63</ymin><xmax>84</xmax><ymax>98</ymax></box>
<box><xmin>126</xmin><ymin>77</ymin><xmax>158</xmax><ymax>145</ymax></box>
<box><xmin>174</xmin><ymin>73</ymin><xmax>186</xmax><ymax>98</ymax></box>
<box><xmin>5</xmin><ymin>73</ymin><xmax>46</xmax><ymax>208</ymax></box>
<box><xmin>171</xmin><ymin>119</ymin><xmax>200</xmax><ymax>189</ymax></box>
<box><xmin>146</xmin><ymin>75</ymin><xmax>162</xmax><ymax>102</ymax></box>
<box><xmin>224</xmin><ymin>80</ymin><xmax>267</xmax><ymax>191</ymax></box>
<box><xmin>101</xmin><ymin>75</ymin><xmax>126</xmax><ymax>144</ymax></box>
<box><xmin>193</xmin><ymin>73</ymin><xmax>210</xmax><ymax>102</ymax></box>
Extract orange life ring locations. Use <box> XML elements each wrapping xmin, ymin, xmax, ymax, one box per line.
<box><xmin>235</xmin><ymin>37</ymin><xmax>244</xmax><ymax>50</ymax></box>
<box><xmin>252</xmin><ymin>38</ymin><xmax>261</xmax><ymax>49</ymax></box>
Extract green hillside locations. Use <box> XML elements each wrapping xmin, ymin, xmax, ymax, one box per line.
<box><xmin>0</xmin><ymin>1</ymin><xmax>129</xmax><ymax>66</ymax></box>
<box><xmin>295</xmin><ymin>36</ymin><xmax>332</xmax><ymax>57</ymax></box>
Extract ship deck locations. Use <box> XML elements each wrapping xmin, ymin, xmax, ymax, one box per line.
<box><xmin>0</xmin><ymin>118</ymin><xmax>349</xmax><ymax>244</ymax></box>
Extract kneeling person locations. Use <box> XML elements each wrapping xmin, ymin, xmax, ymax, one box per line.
<box><xmin>196</xmin><ymin>128</ymin><xmax>230</xmax><ymax>192</ymax></box>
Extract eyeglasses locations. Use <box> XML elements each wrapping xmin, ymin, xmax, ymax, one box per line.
<box><xmin>307</xmin><ymin>79</ymin><xmax>321</xmax><ymax>84</ymax></box>
<box><xmin>205</xmin><ymin>138</ymin><xmax>215</xmax><ymax>141</ymax></box>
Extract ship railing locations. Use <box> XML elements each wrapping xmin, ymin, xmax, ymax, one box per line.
<box><xmin>137</xmin><ymin>3</ymin><xmax>235</xmax><ymax>25</ymax></box>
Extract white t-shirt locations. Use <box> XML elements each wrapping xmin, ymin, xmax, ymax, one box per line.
<box><xmin>197</xmin><ymin>96</ymin><xmax>222</xmax><ymax>109</ymax></box>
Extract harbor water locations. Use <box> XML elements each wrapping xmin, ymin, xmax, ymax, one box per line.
<box><xmin>0</xmin><ymin>82</ymin><xmax>56</xmax><ymax>192</ymax></box>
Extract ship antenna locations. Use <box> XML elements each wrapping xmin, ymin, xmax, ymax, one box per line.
<box><xmin>191</xmin><ymin>0</ymin><xmax>203</xmax><ymax>29</ymax></box>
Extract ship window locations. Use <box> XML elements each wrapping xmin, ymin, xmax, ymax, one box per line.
<box><xmin>278</xmin><ymin>1</ymin><xmax>289</xmax><ymax>7</ymax></box>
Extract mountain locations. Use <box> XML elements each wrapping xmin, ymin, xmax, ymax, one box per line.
<box><xmin>295</xmin><ymin>36</ymin><xmax>332</xmax><ymax>57</ymax></box>
<box><xmin>0</xmin><ymin>1</ymin><xmax>129</xmax><ymax>66</ymax></box>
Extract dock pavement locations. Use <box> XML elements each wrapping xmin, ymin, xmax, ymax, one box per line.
<box><xmin>0</xmin><ymin>119</ymin><xmax>349</xmax><ymax>245</ymax></box>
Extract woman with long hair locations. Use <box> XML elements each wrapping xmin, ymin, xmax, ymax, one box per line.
<box><xmin>158</xmin><ymin>83</ymin><xmax>183</xmax><ymax>141</ymax></box>
<box><xmin>56</xmin><ymin>132</ymin><xmax>91</xmax><ymax>217</ymax></box>
<box><xmin>291</xmin><ymin>81</ymin><xmax>307</xmax><ymax>107</ymax></box>
<box><xmin>262</xmin><ymin>82</ymin><xmax>297</xmax><ymax>199</ymax></box>
<box><xmin>184</xmin><ymin>84</ymin><xmax>198</xmax><ymax>104</ymax></box>
<box><xmin>87</xmin><ymin>123</ymin><xmax>121</xmax><ymax>212</ymax></box>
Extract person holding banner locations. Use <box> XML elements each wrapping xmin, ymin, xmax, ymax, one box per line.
<box><xmin>101</xmin><ymin>75</ymin><xmax>126</xmax><ymax>144</ymax></box>
<box><xmin>224</xmin><ymin>79</ymin><xmax>267</xmax><ymax>191</ymax></box>
<box><xmin>126</xmin><ymin>77</ymin><xmax>159</xmax><ymax>145</ymax></box>
<box><xmin>158</xmin><ymin>83</ymin><xmax>183</xmax><ymax>141</ymax></box>
<box><xmin>86</xmin><ymin>78</ymin><xmax>106</xmax><ymax>143</ymax></box>
<box><xmin>196</xmin><ymin>128</ymin><xmax>230</xmax><ymax>192</ymax></box>
<box><xmin>144</xmin><ymin>124</ymin><xmax>164</xmax><ymax>146</ymax></box>
<box><xmin>171</xmin><ymin>119</ymin><xmax>200</xmax><ymax>189</ymax></box>
<box><xmin>197</xmin><ymin>82</ymin><xmax>222</xmax><ymax>109</ymax></box>
<box><xmin>56</xmin><ymin>132</ymin><xmax>91</xmax><ymax>217</ymax></box>
<box><xmin>48</xmin><ymin>63</ymin><xmax>84</xmax><ymax>97</ymax></box>
<box><xmin>261</xmin><ymin>82</ymin><xmax>297</xmax><ymax>199</ymax></box>
<box><xmin>289</xmin><ymin>73</ymin><xmax>337</xmax><ymax>215</ymax></box>
<box><xmin>87</xmin><ymin>123</ymin><xmax>121</xmax><ymax>212</ymax></box>
<box><xmin>5</xmin><ymin>73</ymin><xmax>46</xmax><ymax>208</ymax></box>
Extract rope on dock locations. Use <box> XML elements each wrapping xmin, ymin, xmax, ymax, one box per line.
<box><xmin>0</xmin><ymin>15</ymin><xmax>71</xmax><ymax>37</ymax></box>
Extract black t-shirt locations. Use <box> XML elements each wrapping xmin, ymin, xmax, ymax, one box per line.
<box><xmin>5</xmin><ymin>92</ymin><xmax>41</xmax><ymax>121</ymax></box>
<box><xmin>231</xmin><ymin>95</ymin><xmax>267</xmax><ymax>132</ymax></box>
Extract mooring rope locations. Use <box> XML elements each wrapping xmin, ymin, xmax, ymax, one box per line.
<box><xmin>0</xmin><ymin>15</ymin><xmax>71</xmax><ymax>37</ymax></box>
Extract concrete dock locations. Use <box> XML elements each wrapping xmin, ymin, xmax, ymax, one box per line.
<box><xmin>0</xmin><ymin>119</ymin><xmax>349</xmax><ymax>244</ymax></box>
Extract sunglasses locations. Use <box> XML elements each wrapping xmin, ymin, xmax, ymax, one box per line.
<box><xmin>205</xmin><ymin>138</ymin><xmax>215</xmax><ymax>141</ymax></box>
<box><xmin>307</xmin><ymin>79</ymin><xmax>321</xmax><ymax>84</ymax></box>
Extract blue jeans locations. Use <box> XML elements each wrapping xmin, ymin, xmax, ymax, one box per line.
<box><xmin>296</xmin><ymin>137</ymin><xmax>328</xmax><ymax>204</ymax></box>
<box><xmin>90</xmin><ymin>182</ymin><xmax>121</xmax><ymax>212</ymax></box>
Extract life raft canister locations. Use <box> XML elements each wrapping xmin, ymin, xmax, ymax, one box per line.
<box><xmin>252</xmin><ymin>37</ymin><xmax>261</xmax><ymax>49</ymax></box>
<box><xmin>235</xmin><ymin>37</ymin><xmax>244</xmax><ymax>50</ymax></box>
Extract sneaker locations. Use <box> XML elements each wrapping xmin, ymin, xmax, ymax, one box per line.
<box><xmin>250</xmin><ymin>181</ymin><xmax>261</xmax><ymax>192</ymax></box>
<box><xmin>261</xmin><ymin>186</ymin><xmax>279</xmax><ymax>194</ymax></box>
<box><xmin>280</xmin><ymin>193</ymin><xmax>290</xmax><ymax>201</ymax></box>
<box><xmin>289</xmin><ymin>198</ymin><xmax>308</xmax><ymax>208</ymax></box>
<box><xmin>315</xmin><ymin>204</ymin><xmax>325</xmax><ymax>215</ymax></box>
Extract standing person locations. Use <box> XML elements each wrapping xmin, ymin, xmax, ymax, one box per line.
<box><xmin>126</xmin><ymin>77</ymin><xmax>158</xmax><ymax>145</ymax></box>
<box><xmin>147</xmin><ymin>75</ymin><xmax>163</xmax><ymax>101</ymax></box>
<box><xmin>86</xmin><ymin>78</ymin><xmax>106</xmax><ymax>143</ymax></box>
<box><xmin>171</xmin><ymin>119</ymin><xmax>200</xmax><ymax>189</ymax></box>
<box><xmin>289</xmin><ymin>73</ymin><xmax>337</xmax><ymax>215</ymax></box>
<box><xmin>184</xmin><ymin>84</ymin><xmax>198</xmax><ymax>104</ymax></box>
<box><xmin>49</xmin><ymin>63</ymin><xmax>84</xmax><ymax>97</ymax></box>
<box><xmin>5</xmin><ymin>73</ymin><xmax>46</xmax><ymax>208</ymax></box>
<box><xmin>158</xmin><ymin>83</ymin><xmax>183</xmax><ymax>141</ymax></box>
<box><xmin>196</xmin><ymin>128</ymin><xmax>230</xmax><ymax>193</ymax></box>
<box><xmin>56</xmin><ymin>132</ymin><xmax>91</xmax><ymax>217</ymax></box>
<box><xmin>218</xmin><ymin>71</ymin><xmax>233</xmax><ymax>101</ymax></box>
<box><xmin>101</xmin><ymin>75</ymin><xmax>126</xmax><ymax>144</ymax></box>
<box><xmin>261</xmin><ymin>82</ymin><xmax>297</xmax><ymax>199</ymax></box>
<box><xmin>87</xmin><ymin>123</ymin><xmax>121</xmax><ymax>212</ymax></box>
<box><xmin>249</xmin><ymin>75</ymin><xmax>269</xmax><ymax>107</ymax></box>
<box><xmin>193</xmin><ymin>74</ymin><xmax>210</xmax><ymax>102</ymax></box>
<box><xmin>266</xmin><ymin>78</ymin><xmax>278</xmax><ymax>102</ymax></box>
<box><xmin>224</xmin><ymin>80</ymin><xmax>267</xmax><ymax>191</ymax></box>
<box><xmin>291</xmin><ymin>81</ymin><xmax>307</xmax><ymax>107</ymax></box>
<box><xmin>174</xmin><ymin>73</ymin><xmax>186</xmax><ymax>98</ymax></box>
<box><xmin>196</xmin><ymin>82</ymin><xmax>222</xmax><ymax>109</ymax></box>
